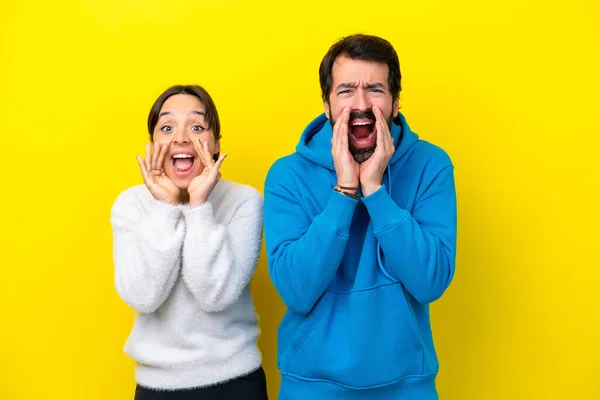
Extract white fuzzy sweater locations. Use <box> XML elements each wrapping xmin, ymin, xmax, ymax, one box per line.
<box><xmin>110</xmin><ymin>180</ymin><xmax>264</xmax><ymax>390</ymax></box>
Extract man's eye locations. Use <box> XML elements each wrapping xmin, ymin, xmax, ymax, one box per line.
<box><xmin>160</xmin><ymin>126</ymin><xmax>172</xmax><ymax>132</ymax></box>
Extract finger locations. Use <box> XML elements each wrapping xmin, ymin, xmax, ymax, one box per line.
<box><xmin>209</xmin><ymin>154</ymin><xmax>226</xmax><ymax>180</ymax></box>
<box><xmin>193</xmin><ymin>139</ymin><xmax>206</xmax><ymax>166</ymax></box>
<box><xmin>331</xmin><ymin>122</ymin><xmax>339</xmax><ymax>155</ymax></box>
<box><xmin>156</xmin><ymin>143</ymin><xmax>169</xmax><ymax>172</ymax></box>
<box><xmin>152</xmin><ymin>141</ymin><xmax>161</xmax><ymax>170</ymax></box>
<box><xmin>145</xmin><ymin>143</ymin><xmax>151</xmax><ymax>172</ymax></box>
<box><xmin>375</xmin><ymin>106</ymin><xmax>391</xmax><ymax>137</ymax></box>
<box><xmin>203</xmin><ymin>141</ymin><xmax>215</xmax><ymax>168</ymax></box>
<box><xmin>195</xmin><ymin>139</ymin><xmax>211</xmax><ymax>170</ymax></box>
<box><xmin>377</xmin><ymin>107</ymin><xmax>394</xmax><ymax>153</ymax></box>
<box><xmin>212</xmin><ymin>153</ymin><xmax>227</xmax><ymax>172</ymax></box>
<box><xmin>333</xmin><ymin>107</ymin><xmax>350</xmax><ymax>156</ymax></box>
<box><xmin>374</xmin><ymin>107</ymin><xmax>394</xmax><ymax>155</ymax></box>
<box><xmin>339</xmin><ymin>107</ymin><xmax>350</xmax><ymax>150</ymax></box>
<box><xmin>373</xmin><ymin>107</ymin><xmax>387</xmax><ymax>153</ymax></box>
<box><xmin>332</xmin><ymin>107</ymin><xmax>347</xmax><ymax>142</ymax></box>
<box><xmin>193</xmin><ymin>138</ymin><xmax>202</xmax><ymax>155</ymax></box>
<box><xmin>137</xmin><ymin>155</ymin><xmax>150</xmax><ymax>182</ymax></box>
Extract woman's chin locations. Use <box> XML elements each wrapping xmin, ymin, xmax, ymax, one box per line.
<box><xmin>174</xmin><ymin>177</ymin><xmax>194</xmax><ymax>190</ymax></box>
<box><xmin>175</xmin><ymin>182</ymin><xmax>191</xmax><ymax>191</ymax></box>
<box><xmin>164</xmin><ymin>172</ymin><xmax>194</xmax><ymax>191</ymax></box>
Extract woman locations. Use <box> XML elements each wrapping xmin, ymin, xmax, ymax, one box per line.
<box><xmin>110</xmin><ymin>85</ymin><xmax>268</xmax><ymax>399</ymax></box>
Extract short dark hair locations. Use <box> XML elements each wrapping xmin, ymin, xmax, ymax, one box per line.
<box><xmin>147</xmin><ymin>85</ymin><xmax>221</xmax><ymax>143</ymax></box>
<box><xmin>319</xmin><ymin>34</ymin><xmax>402</xmax><ymax>103</ymax></box>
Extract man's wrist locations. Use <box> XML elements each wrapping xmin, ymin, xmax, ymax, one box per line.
<box><xmin>335</xmin><ymin>183</ymin><xmax>359</xmax><ymax>194</ymax></box>
<box><xmin>332</xmin><ymin>184</ymin><xmax>360</xmax><ymax>200</ymax></box>
<box><xmin>361</xmin><ymin>183</ymin><xmax>382</xmax><ymax>197</ymax></box>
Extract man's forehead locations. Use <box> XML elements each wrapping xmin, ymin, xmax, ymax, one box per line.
<box><xmin>332</xmin><ymin>57</ymin><xmax>389</xmax><ymax>84</ymax></box>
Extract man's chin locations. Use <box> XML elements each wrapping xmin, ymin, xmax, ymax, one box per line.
<box><xmin>350</xmin><ymin>145</ymin><xmax>376</xmax><ymax>164</ymax></box>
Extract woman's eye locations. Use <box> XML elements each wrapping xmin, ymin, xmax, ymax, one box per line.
<box><xmin>192</xmin><ymin>125</ymin><xmax>205</xmax><ymax>132</ymax></box>
<box><xmin>160</xmin><ymin>126</ymin><xmax>172</xmax><ymax>132</ymax></box>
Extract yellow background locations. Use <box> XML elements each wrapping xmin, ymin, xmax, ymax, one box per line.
<box><xmin>1</xmin><ymin>0</ymin><xmax>599</xmax><ymax>399</ymax></box>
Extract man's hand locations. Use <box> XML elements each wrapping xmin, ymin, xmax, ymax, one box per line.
<box><xmin>331</xmin><ymin>107</ymin><xmax>360</xmax><ymax>192</ymax></box>
<box><xmin>359</xmin><ymin>106</ymin><xmax>395</xmax><ymax>196</ymax></box>
<box><xmin>137</xmin><ymin>141</ymin><xmax>180</xmax><ymax>205</ymax></box>
<box><xmin>188</xmin><ymin>139</ymin><xmax>227</xmax><ymax>208</ymax></box>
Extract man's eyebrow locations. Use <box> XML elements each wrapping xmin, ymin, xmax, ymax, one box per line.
<box><xmin>365</xmin><ymin>82</ymin><xmax>386</xmax><ymax>90</ymax></box>
<box><xmin>335</xmin><ymin>82</ymin><xmax>387</xmax><ymax>91</ymax></box>
<box><xmin>335</xmin><ymin>82</ymin><xmax>358</xmax><ymax>91</ymax></box>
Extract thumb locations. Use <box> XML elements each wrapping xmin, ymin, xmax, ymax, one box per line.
<box><xmin>211</xmin><ymin>154</ymin><xmax>227</xmax><ymax>175</ymax></box>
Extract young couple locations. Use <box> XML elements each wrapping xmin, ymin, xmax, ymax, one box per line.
<box><xmin>111</xmin><ymin>34</ymin><xmax>457</xmax><ymax>400</ymax></box>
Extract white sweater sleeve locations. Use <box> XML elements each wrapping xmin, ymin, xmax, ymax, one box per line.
<box><xmin>181</xmin><ymin>190</ymin><xmax>263</xmax><ymax>313</ymax></box>
<box><xmin>110</xmin><ymin>189</ymin><xmax>185</xmax><ymax>313</ymax></box>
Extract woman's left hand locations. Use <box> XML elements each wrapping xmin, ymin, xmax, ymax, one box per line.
<box><xmin>188</xmin><ymin>139</ymin><xmax>227</xmax><ymax>207</ymax></box>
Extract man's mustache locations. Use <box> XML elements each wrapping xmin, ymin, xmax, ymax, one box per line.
<box><xmin>349</xmin><ymin>110</ymin><xmax>376</xmax><ymax>122</ymax></box>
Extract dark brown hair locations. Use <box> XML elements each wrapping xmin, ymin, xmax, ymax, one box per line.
<box><xmin>319</xmin><ymin>34</ymin><xmax>402</xmax><ymax>103</ymax></box>
<box><xmin>147</xmin><ymin>84</ymin><xmax>221</xmax><ymax>142</ymax></box>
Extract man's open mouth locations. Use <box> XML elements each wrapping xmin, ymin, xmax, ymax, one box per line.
<box><xmin>349</xmin><ymin>120</ymin><xmax>375</xmax><ymax>139</ymax></box>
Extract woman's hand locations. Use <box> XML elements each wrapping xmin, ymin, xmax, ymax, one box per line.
<box><xmin>188</xmin><ymin>139</ymin><xmax>227</xmax><ymax>208</ymax></box>
<box><xmin>137</xmin><ymin>141</ymin><xmax>180</xmax><ymax>205</ymax></box>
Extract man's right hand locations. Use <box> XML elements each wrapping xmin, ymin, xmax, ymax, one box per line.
<box><xmin>331</xmin><ymin>107</ymin><xmax>359</xmax><ymax>192</ymax></box>
<box><xmin>137</xmin><ymin>141</ymin><xmax>180</xmax><ymax>205</ymax></box>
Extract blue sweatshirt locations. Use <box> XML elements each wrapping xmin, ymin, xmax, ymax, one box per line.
<box><xmin>264</xmin><ymin>112</ymin><xmax>457</xmax><ymax>400</ymax></box>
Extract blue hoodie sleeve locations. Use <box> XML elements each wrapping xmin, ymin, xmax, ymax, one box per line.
<box><xmin>361</xmin><ymin>163</ymin><xmax>457</xmax><ymax>304</ymax></box>
<box><xmin>264</xmin><ymin>159</ymin><xmax>359</xmax><ymax>314</ymax></box>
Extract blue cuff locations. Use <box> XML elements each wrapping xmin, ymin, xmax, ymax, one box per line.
<box><xmin>361</xmin><ymin>185</ymin><xmax>408</xmax><ymax>233</ymax></box>
<box><xmin>316</xmin><ymin>189</ymin><xmax>360</xmax><ymax>236</ymax></box>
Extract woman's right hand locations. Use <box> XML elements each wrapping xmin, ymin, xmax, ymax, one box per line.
<box><xmin>137</xmin><ymin>142</ymin><xmax>180</xmax><ymax>205</ymax></box>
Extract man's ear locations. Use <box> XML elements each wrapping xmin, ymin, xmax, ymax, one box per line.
<box><xmin>393</xmin><ymin>98</ymin><xmax>400</xmax><ymax>118</ymax></box>
<box><xmin>324</xmin><ymin>100</ymin><xmax>331</xmax><ymax>120</ymax></box>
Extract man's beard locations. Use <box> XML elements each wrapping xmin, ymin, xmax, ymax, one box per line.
<box><xmin>330</xmin><ymin>109</ymin><xmax>394</xmax><ymax>163</ymax></box>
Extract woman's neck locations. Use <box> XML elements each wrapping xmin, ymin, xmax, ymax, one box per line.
<box><xmin>177</xmin><ymin>190</ymin><xmax>190</xmax><ymax>204</ymax></box>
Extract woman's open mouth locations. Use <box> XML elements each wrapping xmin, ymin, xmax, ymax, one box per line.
<box><xmin>171</xmin><ymin>153</ymin><xmax>196</xmax><ymax>178</ymax></box>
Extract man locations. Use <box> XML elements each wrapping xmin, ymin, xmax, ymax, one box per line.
<box><xmin>264</xmin><ymin>34</ymin><xmax>457</xmax><ymax>400</ymax></box>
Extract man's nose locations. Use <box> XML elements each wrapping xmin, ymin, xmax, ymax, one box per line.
<box><xmin>351</xmin><ymin>89</ymin><xmax>370</xmax><ymax>111</ymax></box>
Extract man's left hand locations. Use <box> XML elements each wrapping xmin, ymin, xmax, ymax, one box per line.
<box><xmin>359</xmin><ymin>106</ymin><xmax>395</xmax><ymax>196</ymax></box>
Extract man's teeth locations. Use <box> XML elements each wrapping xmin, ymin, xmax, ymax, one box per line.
<box><xmin>172</xmin><ymin>154</ymin><xmax>194</xmax><ymax>159</ymax></box>
<box><xmin>351</xmin><ymin>121</ymin><xmax>373</xmax><ymax>126</ymax></box>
